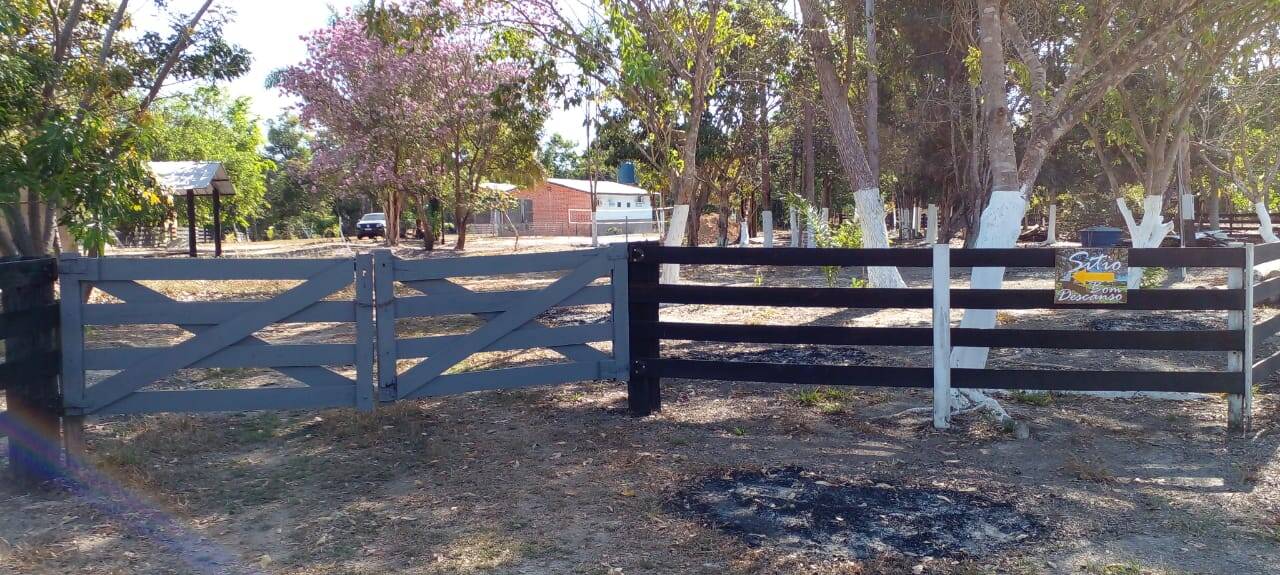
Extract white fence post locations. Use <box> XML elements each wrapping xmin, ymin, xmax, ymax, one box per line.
<box><xmin>1228</xmin><ymin>243</ymin><xmax>1254</xmax><ymax>432</ymax></box>
<box><xmin>762</xmin><ymin>210</ymin><xmax>774</xmax><ymax>248</ymax></box>
<box><xmin>926</xmin><ymin>204</ymin><xmax>938</xmax><ymax>244</ymax></box>
<box><xmin>932</xmin><ymin>243</ymin><xmax>952</xmax><ymax>429</ymax></box>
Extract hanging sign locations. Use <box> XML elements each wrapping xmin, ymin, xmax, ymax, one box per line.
<box><xmin>1055</xmin><ymin>248</ymin><xmax>1129</xmax><ymax>305</ymax></box>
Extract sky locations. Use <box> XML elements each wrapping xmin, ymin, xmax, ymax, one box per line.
<box><xmin>132</xmin><ymin>0</ymin><xmax>589</xmax><ymax>150</ymax></box>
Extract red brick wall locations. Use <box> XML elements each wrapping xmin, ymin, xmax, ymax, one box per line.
<box><xmin>513</xmin><ymin>182</ymin><xmax>593</xmax><ymax>235</ymax></box>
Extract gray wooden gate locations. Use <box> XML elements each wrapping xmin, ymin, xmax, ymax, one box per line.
<box><xmin>373</xmin><ymin>244</ymin><xmax>629</xmax><ymax>401</ymax></box>
<box><xmin>58</xmin><ymin>254</ymin><xmax>376</xmax><ymax>416</ymax></box>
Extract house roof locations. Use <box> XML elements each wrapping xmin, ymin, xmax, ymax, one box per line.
<box><xmin>546</xmin><ymin>178</ymin><xmax>647</xmax><ymax>196</ymax></box>
<box><xmin>149</xmin><ymin>161</ymin><xmax>235</xmax><ymax>196</ymax></box>
<box><xmin>480</xmin><ymin>182</ymin><xmax>519</xmax><ymax>193</ymax></box>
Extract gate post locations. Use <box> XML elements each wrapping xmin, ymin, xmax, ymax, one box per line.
<box><xmin>628</xmin><ymin>242</ymin><xmax>661</xmax><ymax>415</ymax></box>
<box><xmin>354</xmin><ymin>253</ymin><xmax>376</xmax><ymax>411</ymax></box>
<box><xmin>372</xmin><ymin>250</ymin><xmax>398</xmax><ymax>402</ymax></box>
<box><xmin>932</xmin><ymin>244</ymin><xmax>952</xmax><ymax>429</ymax></box>
<box><xmin>1228</xmin><ymin>243</ymin><xmax>1254</xmax><ymax>432</ymax></box>
<box><xmin>4</xmin><ymin>258</ymin><xmax>61</xmax><ymax>484</ymax></box>
<box><xmin>57</xmin><ymin>253</ymin><xmax>92</xmax><ymax>468</ymax></box>
<box><xmin>610</xmin><ymin>243</ymin><xmax>631</xmax><ymax>380</ymax></box>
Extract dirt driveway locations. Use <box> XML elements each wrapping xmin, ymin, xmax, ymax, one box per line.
<box><xmin>2</xmin><ymin>236</ymin><xmax>1278</xmax><ymax>575</ymax></box>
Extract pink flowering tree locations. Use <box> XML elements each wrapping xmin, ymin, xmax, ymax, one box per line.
<box><xmin>279</xmin><ymin>1</ymin><xmax>547</xmax><ymax>248</ymax></box>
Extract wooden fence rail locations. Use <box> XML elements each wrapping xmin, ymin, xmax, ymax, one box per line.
<box><xmin>626</xmin><ymin>242</ymin><xmax>1254</xmax><ymax>431</ymax></box>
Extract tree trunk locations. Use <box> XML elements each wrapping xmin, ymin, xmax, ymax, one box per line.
<box><xmin>760</xmin><ymin>84</ymin><xmax>773</xmax><ymax>247</ymax></box>
<box><xmin>949</xmin><ymin>0</ymin><xmax>1032</xmax><ymax>374</ymax></box>
<box><xmin>797</xmin><ymin>0</ymin><xmax>904</xmax><ymax>288</ymax></box>
<box><xmin>1208</xmin><ymin>167</ymin><xmax>1221</xmax><ymax>230</ymax></box>
<box><xmin>864</xmin><ymin>0</ymin><xmax>880</xmax><ymax>181</ymax></box>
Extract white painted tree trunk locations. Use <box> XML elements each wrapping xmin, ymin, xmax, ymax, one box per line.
<box><xmin>1118</xmin><ymin>196</ymin><xmax>1174</xmax><ymax>289</ymax></box>
<box><xmin>660</xmin><ymin>204</ymin><xmax>689</xmax><ymax>284</ymax></box>
<box><xmin>1042</xmin><ymin>204</ymin><xmax>1057</xmax><ymax>245</ymax></box>
<box><xmin>762</xmin><ymin>210</ymin><xmax>774</xmax><ymax>248</ymax></box>
<box><xmin>789</xmin><ymin>208</ymin><xmax>800</xmax><ymax>247</ymax></box>
<box><xmin>1253</xmin><ymin>201</ymin><xmax>1280</xmax><ymax>279</ymax></box>
<box><xmin>951</xmin><ymin>190</ymin><xmax>1028</xmax><ymax>370</ymax></box>
<box><xmin>1256</xmin><ymin>201</ymin><xmax>1279</xmax><ymax>243</ymax></box>
<box><xmin>926</xmin><ymin>204</ymin><xmax>938</xmax><ymax>244</ymax></box>
<box><xmin>854</xmin><ymin>188</ymin><xmax>907</xmax><ymax>288</ymax></box>
<box><xmin>739</xmin><ymin>217</ymin><xmax>750</xmax><ymax>247</ymax></box>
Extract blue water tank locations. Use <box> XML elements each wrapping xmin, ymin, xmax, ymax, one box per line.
<box><xmin>617</xmin><ymin>161</ymin><xmax>637</xmax><ymax>184</ymax></box>
<box><xmin>1079</xmin><ymin>226</ymin><xmax>1124</xmax><ymax>247</ymax></box>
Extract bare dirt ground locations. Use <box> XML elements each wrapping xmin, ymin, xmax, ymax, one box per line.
<box><xmin>2</xmin><ymin>234</ymin><xmax>1279</xmax><ymax>575</ymax></box>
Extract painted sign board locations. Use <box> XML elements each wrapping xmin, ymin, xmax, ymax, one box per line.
<box><xmin>1055</xmin><ymin>248</ymin><xmax>1128</xmax><ymax>304</ymax></box>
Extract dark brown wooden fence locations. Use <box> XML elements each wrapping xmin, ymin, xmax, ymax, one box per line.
<box><xmin>627</xmin><ymin>242</ymin><xmax>1253</xmax><ymax>430</ymax></box>
<box><xmin>1</xmin><ymin>257</ymin><xmax>62</xmax><ymax>483</ymax></box>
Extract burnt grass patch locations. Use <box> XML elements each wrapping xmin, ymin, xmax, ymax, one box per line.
<box><xmin>671</xmin><ymin>467</ymin><xmax>1043</xmax><ymax>560</ymax></box>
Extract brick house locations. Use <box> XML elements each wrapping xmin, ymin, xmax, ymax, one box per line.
<box><xmin>480</xmin><ymin>178</ymin><xmax>654</xmax><ymax>236</ymax></box>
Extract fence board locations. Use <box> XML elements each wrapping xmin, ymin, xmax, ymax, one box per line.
<box><xmin>1255</xmin><ymin>276</ymin><xmax>1280</xmax><ymax>304</ymax></box>
<box><xmin>392</xmin><ymin>249</ymin><xmax>603</xmax><ymax>281</ymax></box>
<box><xmin>952</xmin><ymin>288</ymin><xmax>1243</xmax><ymax>310</ymax></box>
<box><xmin>1254</xmin><ymin>314</ymin><xmax>1280</xmax><ymax>342</ymax></box>
<box><xmin>83</xmin><ymin>344</ymin><xmax>355</xmax><ymax>371</ymax></box>
<box><xmin>83</xmin><ymin>300</ymin><xmax>354</xmax><ymax>325</ymax></box>
<box><xmin>394</xmin><ymin>285</ymin><xmax>610</xmax><ymax>317</ymax></box>
<box><xmin>95</xmin><ymin>258</ymin><xmax>350</xmax><ymax>280</ymax></box>
<box><xmin>952</xmin><ymin>368</ymin><xmax>1242</xmax><ymax>394</ymax></box>
<box><xmin>97</xmin><ymin>387</ymin><xmax>357</xmax><ymax>415</ymax></box>
<box><xmin>402</xmin><ymin>361</ymin><xmax>603</xmax><ymax>399</ymax></box>
<box><xmin>953</xmin><ymin>328</ymin><xmax>1242</xmax><ymax>351</ymax></box>
<box><xmin>396</xmin><ymin>324</ymin><xmax>612</xmax><ymax>359</ymax></box>
<box><xmin>1252</xmin><ymin>349</ymin><xmax>1280</xmax><ymax>381</ymax></box>
<box><xmin>1256</xmin><ymin>241</ymin><xmax>1280</xmax><ymax>265</ymax></box>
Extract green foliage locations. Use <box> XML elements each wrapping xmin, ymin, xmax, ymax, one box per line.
<box><xmin>791</xmin><ymin>387</ymin><xmax>855</xmax><ymax>415</ymax></box>
<box><xmin>0</xmin><ymin>0</ymin><xmax>250</xmax><ymax>255</ymax></box>
<box><xmin>539</xmin><ymin>134</ymin><xmax>583</xmax><ymax>178</ymax></box>
<box><xmin>1010</xmin><ymin>390</ymin><xmax>1054</xmax><ymax>406</ymax></box>
<box><xmin>1141</xmin><ymin>267</ymin><xmax>1168</xmax><ymax>289</ymax></box>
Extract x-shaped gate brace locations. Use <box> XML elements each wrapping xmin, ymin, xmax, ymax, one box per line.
<box><xmin>379</xmin><ymin>249</ymin><xmax>620</xmax><ymax>401</ymax></box>
<box><xmin>69</xmin><ymin>260</ymin><xmax>361</xmax><ymax>415</ymax></box>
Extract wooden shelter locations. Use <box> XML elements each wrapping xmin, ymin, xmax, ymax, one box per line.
<box><xmin>150</xmin><ymin>161</ymin><xmax>234</xmax><ymax>257</ymax></box>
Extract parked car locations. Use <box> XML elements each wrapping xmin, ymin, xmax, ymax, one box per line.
<box><xmin>355</xmin><ymin>213</ymin><xmax>386</xmax><ymax>239</ymax></box>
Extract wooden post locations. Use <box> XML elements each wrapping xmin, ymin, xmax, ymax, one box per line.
<box><xmin>186</xmin><ymin>189</ymin><xmax>197</xmax><ymax>257</ymax></box>
<box><xmin>57</xmin><ymin>253</ymin><xmax>89</xmax><ymax>466</ymax></box>
<box><xmin>610</xmin><ymin>243</ymin><xmax>631</xmax><ymax>380</ymax></box>
<box><xmin>1228</xmin><ymin>243</ymin><xmax>1254</xmax><ymax>432</ymax></box>
<box><xmin>354</xmin><ymin>254</ymin><xmax>375</xmax><ymax>411</ymax></box>
<box><xmin>372</xmin><ymin>250</ymin><xmax>398</xmax><ymax>402</ymax></box>
<box><xmin>926</xmin><ymin>204</ymin><xmax>939</xmax><ymax>244</ymax></box>
<box><xmin>212</xmin><ymin>187</ymin><xmax>223</xmax><ymax>257</ymax></box>
<box><xmin>932</xmin><ymin>243</ymin><xmax>952</xmax><ymax>429</ymax></box>
<box><xmin>3</xmin><ymin>258</ymin><xmax>62</xmax><ymax>483</ymax></box>
<box><xmin>628</xmin><ymin>242</ymin><xmax>661</xmax><ymax>415</ymax></box>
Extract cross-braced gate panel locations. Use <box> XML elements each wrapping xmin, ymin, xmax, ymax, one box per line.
<box><xmin>373</xmin><ymin>244</ymin><xmax>629</xmax><ymax>401</ymax></box>
<box><xmin>59</xmin><ymin>254</ymin><xmax>375</xmax><ymax>416</ymax></box>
